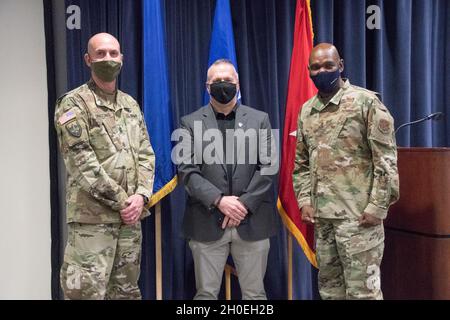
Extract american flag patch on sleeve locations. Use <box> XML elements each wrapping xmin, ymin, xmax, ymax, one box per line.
<box><xmin>58</xmin><ymin>111</ymin><xmax>76</xmax><ymax>125</ymax></box>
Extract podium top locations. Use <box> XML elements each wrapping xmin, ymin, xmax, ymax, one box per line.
<box><xmin>397</xmin><ymin>147</ymin><xmax>450</xmax><ymax>152</ymax></box>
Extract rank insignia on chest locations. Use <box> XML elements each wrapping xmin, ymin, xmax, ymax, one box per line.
<box><xmin>66</xmin><ymin>121</ymin><xmax>82</xmax><ymax>138</ymax></box>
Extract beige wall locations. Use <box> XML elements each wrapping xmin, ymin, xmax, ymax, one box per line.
<box><xmin>0</xmin><ymin>0</ymin><xmax>51</xmax><ymax>299</ymax></box>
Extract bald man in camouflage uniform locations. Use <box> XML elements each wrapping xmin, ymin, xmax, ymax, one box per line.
<box><xmin>55</xmin><ymin>33</ymin><xmax>155</xmax><ymax>299</ymax></box>
<box><xmin>293</xmin><ymin>43</ymin><xmax>399</xmax><ymax>300</ymax></box>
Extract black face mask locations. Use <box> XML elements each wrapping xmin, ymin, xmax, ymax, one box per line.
<box><xmin>209</xmin><ymin>81</ymin><xmax>237</xmax><ymax>104</ymax></box>
<box><xmin>310</xmin><ymin>69</ymin><xmax>340</xmax><ymax>94</ymax></box>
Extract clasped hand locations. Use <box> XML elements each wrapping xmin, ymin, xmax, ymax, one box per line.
<box><xmin>217</xmin><ymin>196</ymin><xmax>248</xmax><ymax>229</ymax></box>
<box><xmin>120</xmin><ymin>194</ymin><xmax>145</xmax><ymax>225</ymax></box>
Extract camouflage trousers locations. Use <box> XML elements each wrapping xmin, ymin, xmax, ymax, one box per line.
<box><xmin>314</xmin><ymin>218</ymin><xmax>385</xmax><ymax>300</ymax></box>
<box><xmin>60</xmin><ymin>222</ymin><xmax>142</xmax><ymax>300</ymax></box>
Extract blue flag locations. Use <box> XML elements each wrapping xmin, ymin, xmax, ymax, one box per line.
<box><xmin>203</xmin><ymin>0</ymin><xmax>240</xmax><ymax>105</ymax></box>
<box><xmin>142</xmin><ymin>0</ymin><xmax>176</xmax><ymax>206</ymax></box>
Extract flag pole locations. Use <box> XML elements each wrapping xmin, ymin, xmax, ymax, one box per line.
<box><xmin>287</xmin><ymin>231</ymin><xmax>293</xmax><ymax>300</ymax></box>
<box><xmin>225</xmin><ymin>265</ymin><xmax>231</xmax><ymax>300</ymax></box>
<box><xmin>155</xmin><ymin>201</ymin><xmax>162</xmax><ymax>300</ymax></box>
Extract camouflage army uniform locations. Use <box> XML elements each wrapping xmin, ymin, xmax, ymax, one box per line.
<box><xmin>292</xmin><ymin>79</ymin><xmax>399</xmax><ymax>300</ymax></box>
<box><xmin>55</xmin><ymin>79</ymin><xmax>155</xmax><ymax>299</ymax></box>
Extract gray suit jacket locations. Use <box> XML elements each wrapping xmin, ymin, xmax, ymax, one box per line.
<box><xmin>178</xmin><ymin>104</ymin><xmax>279</xmax><ymax>242</ymax></box>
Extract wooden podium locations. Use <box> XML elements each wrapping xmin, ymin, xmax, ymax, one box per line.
<box><xmin>381</xmin><ymin>148</ymin><xmax>450</xmax><ymax>299</ymax></box>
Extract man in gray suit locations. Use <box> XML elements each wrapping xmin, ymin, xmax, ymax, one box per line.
<box><xmin>177</xmin><ymin>59</ymin><xmax>278</xmax><ymax>300</ymax></box>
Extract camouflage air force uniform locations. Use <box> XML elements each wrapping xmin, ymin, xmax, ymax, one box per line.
<box><xmin>55</xmin><ymin>79</ymin><xmax>155</xmax><ymax>299</ymax></box>
<box><xmin>293</xmin><ymin>80</ymin><xmax>399</xmax><ymax>300</ymax></box>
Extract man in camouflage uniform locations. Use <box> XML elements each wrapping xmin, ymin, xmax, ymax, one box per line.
<box><xmin>293</xmin><ymin>43</ymin><xmax>399</xmax><ymax>300</ymax></box>
<box><xmin>55</xmin><ymin>33</ymin><xmax>155</xmax><ymax>299</ymax></box>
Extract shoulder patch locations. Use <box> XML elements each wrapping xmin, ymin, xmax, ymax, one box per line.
<box><xmin>66</xmin><ymin>121</ymin><xmax>82</xmax><ymax>138</ymax></box>
<box><xmin>58</xmin><ymin>110</ymin><xmax>76</xmax><ymax>125</ymax></box>
<box><xmin>378</xmin><ymin>118</ymin><xmax>391</xmax><ymax>134</ymax></box>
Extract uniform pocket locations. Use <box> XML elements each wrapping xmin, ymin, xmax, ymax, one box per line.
<box><xmin>346</xmin><ymin>223</ymin><xmax>384</xmax><ymax>256</ymax></box>
<box><xmin>327</xmin><ymin>115</ymin><xmax>348</xmax><ymax>147</ymax></box>
<box><xmin>124</xmin><ymin>111</ymin><xmax>141</xmax><ymax>151</ymax></box>
<box><xmin>334</xmin><ymin>101</ymin><xmax>365</xmax><ymax>142</ymax></box>
<box><xmin>102</xmin><ymin>117</ymin><xmax>124</xmax><ymax>151</ymax></box>
<box><xmin>336</xmin><ymin>219</ymin><xmax>385</xmax><ymax>257</ymax></box>
<box><xmin>60</xmin><ymin>262</ymin><xmax>105</xmax><ymax>300</ymax></box>
<box><xmin>90</xmin><ymin>124</ymin><xmax>116</xmax><ymax>160</ymax></box>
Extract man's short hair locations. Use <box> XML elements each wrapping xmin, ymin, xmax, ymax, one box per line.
<box><xmin>210</xmin><ymin>58</ymin><xmax>234</xmax><ymax>68</ymax></box>
<box><xmin>207</xmin><ymin>59</ymin><xmax>239</xmax><ymax>82</ymax></box>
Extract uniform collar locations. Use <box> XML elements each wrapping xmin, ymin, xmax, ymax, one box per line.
<box><xmin>312</xmin><ymin>79</ymin><xmax>351</xmax><ymax>112</ymax></box>
<box><xmin>88</xmin><ymin>79</ymin><xmax>120</xmax><ymax>111</ymax></box>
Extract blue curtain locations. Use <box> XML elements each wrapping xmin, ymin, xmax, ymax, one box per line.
<box><xmin>312</xmin><ymin>0</ymin><xmax>450</xmax><ymax>147</ymax></box>
<box><xmin>65</xmin><ymin>0</ymin><xmax>142</xmax><ymax>100</ymax></box>
<box><xmin>49</xmin><ymin>0</ymin><xmax>449</xmax><ymax>300</ymax></box>
<box><xmin>43</xmin><ymin>0</ymin><xmax>63</xmax><ymax>300</ymax></box>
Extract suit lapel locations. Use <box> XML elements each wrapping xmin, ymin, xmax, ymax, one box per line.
<box><xmin>202</xmin><ymin>104</ymin><xmax>218</xmax><ymax>131</ymax></box>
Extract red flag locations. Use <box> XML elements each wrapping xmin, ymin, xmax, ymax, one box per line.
<box><xmin>277</xmin><ymin>0</ymin><xmax>317</xmax><ymax>267</ymax></box>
